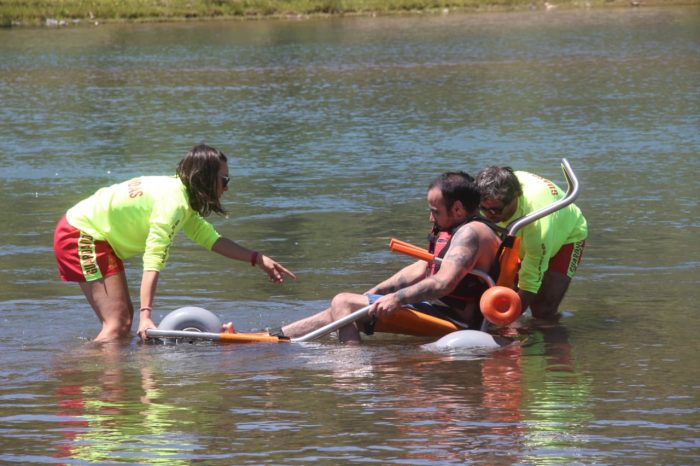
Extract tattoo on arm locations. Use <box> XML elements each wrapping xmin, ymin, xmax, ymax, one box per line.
<box><xmin>393</xmin><ymin>226</ymin><xmax>481</xmax><ymax>305</ymax></box>
<box><xmin>443</xmin><ymin>227</ymin><xmax>479</xmax><ymax>277</ymax></box>
<box><xmin>374</xmin><ymin>272</ymin><xmax>410</xmax><ymax>294</ymax></box>
<box><xmin>394</xmin><ymin>276</ymin><xmax>450</xmax><ymax>304</ymax></box>
<box><xmin>372</xmin><ymin>261</ymin><xmax>427</xmax><ymax>294</ymax></box>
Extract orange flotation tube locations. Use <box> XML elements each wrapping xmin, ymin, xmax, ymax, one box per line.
<box><xmin>374</xmin><ymin>308</ymin><xmax>460</xmax><ymax>337</ymax></box>
<box><xmin>218</xmin><ymin>332</ymin><xmax>288</xmax><ymax>343</ymax></box>
<box><xmin>480</xmin><ymin>286</ymin><xmax>521</xmax><ymax>326</ymax></box>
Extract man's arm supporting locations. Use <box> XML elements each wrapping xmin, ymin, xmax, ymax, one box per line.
<box><xmin>369</xmin><ymin>227</ymin><xmax>480</xmax><ymax>318</ymax></box>
<box><xmin>367</xmin><ymin>259</ymin><xmax>428</xmax><ymax>295</ymax></box>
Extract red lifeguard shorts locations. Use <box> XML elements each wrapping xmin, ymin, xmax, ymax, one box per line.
<box><xmin>548</xmin><ymin>240</ymin><xmax>586</xmax><ymax>278</ymax></box>
<box><xmin>53</xmin><ymin>216</ymin><xmax>124</xmax><ymax>282</ymax></box>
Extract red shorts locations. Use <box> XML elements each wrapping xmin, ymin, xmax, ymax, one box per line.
<box><xmin>53</xmin><ymin>216</ymin><xmax>124</xmax><ymax>282</ymax></box>
<box><xmin>548</xmin><ymin>240</ymin><xmax>585</xmax><ymax>278</ymax></box>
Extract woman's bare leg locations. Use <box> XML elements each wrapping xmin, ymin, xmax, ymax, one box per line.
<box><xmin>79</xmin><ymin>271</ymin><xmax>134</xmax><ymax>342</ymax></box>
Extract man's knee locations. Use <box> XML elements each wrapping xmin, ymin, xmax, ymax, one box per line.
<box><xmin>331</xmin><ymin>292</ymin><xmax>350</xmax><ymax>304</ymax></box>
<box><xmin>330</xmin><ymin>292</ymin><xmax>370</xmax><ymax>331</ymax></box>
<box><xmin>330</xmin><ymin>292</ymin><xmax>366</xmax><ymax>311</ymax></box>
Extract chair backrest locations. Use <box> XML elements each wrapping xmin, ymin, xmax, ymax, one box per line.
<box><xmin>495</xmin><ymin>236</ymin><xmax>521</xmax><ymax>289</ymax></box>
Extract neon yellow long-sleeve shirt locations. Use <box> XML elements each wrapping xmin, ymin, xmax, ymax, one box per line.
<box><xmin>65</xmin><ymin>176</ymin><xmax>221</xmax><ymax>272</ymax></box>
<box><xmin>497</xmin><ymin>171</ymin><xmax>588</xmax><ymax>294</ymax></box>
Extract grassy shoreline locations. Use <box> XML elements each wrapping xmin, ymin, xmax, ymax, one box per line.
<box><xmin>1</xmin><ymin>0</ymin><xmax>697</xmax><ymax>27</ymax></box>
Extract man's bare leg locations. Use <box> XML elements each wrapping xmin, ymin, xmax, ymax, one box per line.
<box><xmin>529</xmin><ymin>270</ymin><xmax>571</xmax><ymax>319</ymax></box>
<box><xmin>280</xmin><ymin>306</ymin><xmax>334</xmax><ymax>338</ymax></box>
<box><xmin>281</xmin><ymin>292</ymin><xmax>370</xmax><ymax>343</ymax></box>
<box><xmin>330</xmin><ymin>293</ymin><xmax>371</xmax><ymax>343</ymax></box>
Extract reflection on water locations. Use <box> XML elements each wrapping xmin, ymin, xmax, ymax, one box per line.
<box><xmin>519</xmin><ymin>325</ymin><xmax>594</xmax><ymax>464</ymax></box>
<box><xmin>24</xmin><ymin>323</ymin><xmax>594</xmax><ymax>464</ymax></box>
<box><xmin>1</xmin><ymin>6</ymin><xmax>699</xmax><ymax>465</ymax></box>
<box><xmin>51</xmin><ymin>345</ymin><xmax>194</xmax><ymax>464</ymax></box>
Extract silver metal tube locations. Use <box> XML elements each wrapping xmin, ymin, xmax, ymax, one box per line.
<box><xmin>505</xmin><ymin>158</ymin><xmax>580</xmax><ymax>236</ymax></box>
<box><xmin>468</xmin><ymin>268</ymin><xmax>495</xmax><ymax>287</ymax></box>
<box><xmin>291</xmin><ymin>305</ymin><xmax>371</xmax><ymax>343</ymax></box>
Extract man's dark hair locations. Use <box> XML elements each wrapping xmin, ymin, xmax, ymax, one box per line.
<box><xmin>428</xmin><ymin>171</ymin><xmax>480</xmax><ymax>213</ymax></box>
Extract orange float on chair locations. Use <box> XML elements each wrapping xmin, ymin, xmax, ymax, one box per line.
<box><xmin>374</xmin><ymin>307</ymin><xmax>460</xmax><ymax>337</ymax></box>
<box><xmin>496</xmin><ymin>236</ymin><xmax>521</xmax><ymax>288</ymax></box>
<box><xmin>480</xmin><ymin>286</ymin><xmax>522</xmax><ymax>326</ymax></box>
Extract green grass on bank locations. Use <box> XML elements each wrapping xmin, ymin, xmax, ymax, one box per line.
<box><xmin>1</xmin><ymin>0</ymin><xmax>697</xmax><ymax>27</ymax></box>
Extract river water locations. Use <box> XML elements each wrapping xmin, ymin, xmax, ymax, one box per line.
<box><xmin>1</xmin><ymin>7</ymin><xmax>699</xmax><ymax>465</ymax></box>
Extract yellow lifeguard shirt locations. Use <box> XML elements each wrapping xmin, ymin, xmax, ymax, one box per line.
<box><xmin>66</xmin><ymin>176</ymin><xmax>221</xmax><ymax>271</ymax></box>
<box><xmin>497</xmin><ymin>171</ymin><xmax>588</xmax><ymax>294</ymax></box>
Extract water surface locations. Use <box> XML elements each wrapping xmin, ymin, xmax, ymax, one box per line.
<box><xmin>1</xmin><ymin>7</ymin><xmax>699</xmax><ymax>464</ymax></box>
